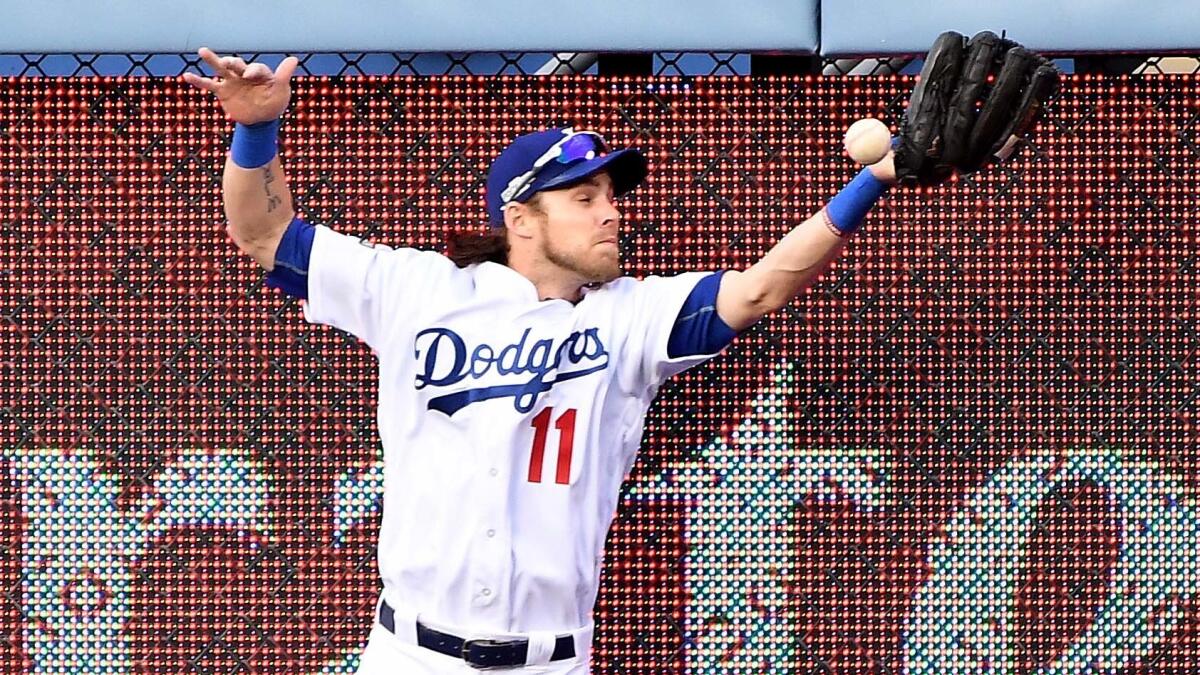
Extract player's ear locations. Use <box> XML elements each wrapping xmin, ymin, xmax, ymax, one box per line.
<box><xmin>503</xmin><ymin>202</ymin><xmax>535</xmax><ymax>239</ymax></box>
<box><xmin>502</xmin><ymin>203</ymin><xmax>521</xmax><ymax>231</ymax></box>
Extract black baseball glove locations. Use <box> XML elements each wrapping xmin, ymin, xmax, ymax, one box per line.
<box><xmin>895</xmin><ymin>30</ymin><xmax>1061</xmax><ymax>186</ymax></box>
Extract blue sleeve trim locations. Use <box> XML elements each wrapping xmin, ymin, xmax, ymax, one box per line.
<box><xmin>667</xmin><ymin>271</ymin><xmax>738</xmax><ymax>358</ymax></box>
<box><xmin>825</xmin><ymin>167</ymin><xmax>889</xmax><ymax>236</ymax></box>
<box><xmin>264</xmin><ymin>217</ymin><xmax>315</xmax><ymax>299</ymax></box>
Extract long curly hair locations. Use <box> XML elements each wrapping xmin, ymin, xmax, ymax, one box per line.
<box><xmin>445</xmin><ymin>194</ymin><xmax>545</xmax><ymax>268</ymax></box>
<box><xmin>445</xmin><ymin>227</ymin><xmax>510</xmax><ymax>267</ymax></box>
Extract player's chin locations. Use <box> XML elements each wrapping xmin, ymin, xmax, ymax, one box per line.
<box><xmin>586</xmin><ymin>252</ymin><xmax>621</xmax><ymax>284</ymax></box>
<box><xmin>590</xmin><ymin>265</ymin><xmax>621</xmax><ymax>284</ymax></box>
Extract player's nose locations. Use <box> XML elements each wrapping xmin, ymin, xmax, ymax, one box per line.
<box><xmin>600</xmin><ymin>201</ymin><xmax>622</xmax><ymax>228</ymax></box>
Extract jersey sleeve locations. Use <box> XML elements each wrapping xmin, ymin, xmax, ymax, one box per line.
<box><xmin>618</xmin><ymin>271</ymin><xmax>733</xmax><ymax>392</ymax></box>
<box><xmin>300</xmin><ymin>224</ymin><xmax>453</xmax><ymax>349</ymax></box>
<box><xmin>667</xmin><ymin>270</ymin><xmax>737</xmax><ymax>358</ymax></box>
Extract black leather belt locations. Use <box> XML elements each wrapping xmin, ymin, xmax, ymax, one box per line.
<box><xmin>379</xmin><ymin>598</ymin><xmax>576</xmax><ymax>670</ymax></box>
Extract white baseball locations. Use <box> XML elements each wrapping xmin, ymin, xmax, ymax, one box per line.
<box><xmin>843</xmin><ymin>118</ymin><xmax>892</xmax><ymax>165</ymax></box>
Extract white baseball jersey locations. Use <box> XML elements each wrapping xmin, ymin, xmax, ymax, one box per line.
<box><xmin>301</xmin><ymin>225</ymin><xmax>725</xmax><ymax>635</ymax></box>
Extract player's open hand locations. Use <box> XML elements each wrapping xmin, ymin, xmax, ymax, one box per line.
<box><xmin>182</xmin><ymin>48</ymin><xmax>299</xmax><ymax>125</ymax></box>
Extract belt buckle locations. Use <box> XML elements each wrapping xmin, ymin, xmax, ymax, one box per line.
<box><xmin>462</xmin><ymin>637</ymin><xmax>519</xmax><ymax>671</ymax></box>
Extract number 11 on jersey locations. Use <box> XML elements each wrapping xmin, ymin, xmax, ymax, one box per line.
<box><xmin>528</xmin><ymin>407</ymin><xmax>577</xmax><ymax>484</ymax></box>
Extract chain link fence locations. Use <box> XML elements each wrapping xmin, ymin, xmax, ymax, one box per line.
<box><xmin>2</xmin><ymin>51</ymin><xmax>1195</xmax><ymax>78</ymax></box>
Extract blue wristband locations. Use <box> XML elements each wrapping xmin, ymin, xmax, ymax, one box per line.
<box><xmin>824</xmin><ymin>167</ymin><xmax>890</xmax><ymax>236</ymax></box>
<box><xmin>230</xmin><ymin>118</ymin><xmax>281</xmax><ymax>169</ymax></box>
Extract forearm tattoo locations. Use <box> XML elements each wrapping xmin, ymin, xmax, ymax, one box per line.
<box><xmin>263</xmin><ymin>166</ymin><xmax>282</xmax><ymax>213</ymax></box>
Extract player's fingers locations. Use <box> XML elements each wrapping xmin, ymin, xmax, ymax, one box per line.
<box><xmin>197</xmin><ymin>47</ymin><xmax>232</xmax><ymax>77</ymax></box>
<box><xmin>181</xmin><ymin>72</ymin><xmax>221</xmax><ymax>93</ymax></box>
<box><xmin>222</xmin><ymin>56</ymin><xmax>249</xmax><ymax>77</ymax></box>
<box><xmin>275</xmin><ymin>56</ymin><xmax>300</xmax><ymax>83</ymax></box>
<box><xmin>242</xmin><ymin>62</ymin><xmax>273</xmax><ymax>83</ymax></box>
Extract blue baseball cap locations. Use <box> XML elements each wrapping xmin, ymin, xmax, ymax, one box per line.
<box><xmin>485</xmin><ymin>128</ymin><xmax>648</xmax><ymax>227</ymax></box>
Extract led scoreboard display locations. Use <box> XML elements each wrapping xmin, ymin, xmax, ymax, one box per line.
<box><xmin>1</xmin><ymin>75</ymin><xmax>1197</xmax><ymax>672</ymax></box>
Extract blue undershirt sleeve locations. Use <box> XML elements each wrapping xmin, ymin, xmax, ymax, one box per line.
<box><xmin>667</xmin><ymin>270</ymin><xmax>738</xmax><ymax>358</ymax></box>
<box><xmin>263</xmin><ymin>217</ymin><xmax>315</xmax><ymax>300</ymax></box>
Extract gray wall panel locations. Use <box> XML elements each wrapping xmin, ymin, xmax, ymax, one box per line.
<box><xmin>821</xmin><ymin>1</ymin><xmax>1195</xmax><ymax>55</ymax></box>
<box><xmin>1</xmin><ymin>0</ymin><xmax>819</xmax><ymax>53</ymax></box>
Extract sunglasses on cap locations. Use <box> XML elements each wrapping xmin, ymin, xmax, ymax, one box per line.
<box><xmin>500</xmin><ymin>130</ymin><xmax>610</xmax><ymax>204</ymax></box>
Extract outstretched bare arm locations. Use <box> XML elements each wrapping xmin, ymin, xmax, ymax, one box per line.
<box><xmin>183</xmin><ymin>48</ymin><xmax>300</xmax><ymax>270</ymax></box>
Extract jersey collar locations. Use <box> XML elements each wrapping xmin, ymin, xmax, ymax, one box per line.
<box><xmin>476</xmin><ymin>262</ymin><xmax>598</xmax><ymax>305</ymax></box>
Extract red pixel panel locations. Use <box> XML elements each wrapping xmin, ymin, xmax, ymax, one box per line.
<box><xmin>0</xmin><ymin>75</ymin><xmax>1198</xmax><ymax>673</ymax></box>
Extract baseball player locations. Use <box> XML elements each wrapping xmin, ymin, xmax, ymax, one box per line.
<box><xmin>183</xmin><ymin>32</ymin><xmax>1057</xmax><ymax>673</ymax></box>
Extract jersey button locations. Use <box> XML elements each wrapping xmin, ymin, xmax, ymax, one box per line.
<box><xmin>489</xmin><ymin>467</ymin><xmax>498</xmax><ymax>477</ymax></box>
<box><xmin>481</xmin><ymin>588</ymin><xmax>491</xmax><ymax>596</ymax></box>
<box><xmin>486</xmin><ymin>529</ymin><xmax>496</xmax><ymax>538</ymax></box>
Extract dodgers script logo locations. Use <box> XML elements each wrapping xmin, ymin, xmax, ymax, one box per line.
<box><xmin>413</xmin><ymin>326</ymin><xmax>610</xmax><ymax>415</ymax></box>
